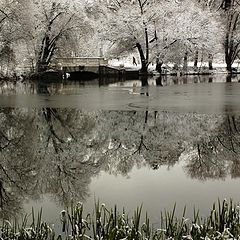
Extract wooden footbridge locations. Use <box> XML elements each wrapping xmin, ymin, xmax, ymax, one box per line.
<box><xmin>51</xmin><ymin>57</ymin><xmax>127</xmax><ymax>80</ymax></box>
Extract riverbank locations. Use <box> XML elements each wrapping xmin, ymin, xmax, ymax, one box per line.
<box><xmin>1</xmin><ymin>199</ymin><xmax>240</xmax><ymax>240</ymax></box>
<box><xmin>1</xmin><ymin>67</ymin><xmax>240</xmax><ymax>84</ymax></box>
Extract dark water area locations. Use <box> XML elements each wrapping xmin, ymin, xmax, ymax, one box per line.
<box><xmin>1</xmin><ymin>74</ymin><xmax>240</xmax><ymax>233</ymax></box>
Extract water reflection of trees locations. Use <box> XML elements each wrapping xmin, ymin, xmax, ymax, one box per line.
<box><xmin>1</xmin><ymin>108</ymin><xmax>240</xmax><ymax>218</ymax></box>
<box><xmin>184</xmin><ymin>115</ymin><xmax>240</xmax><ymax>180</ymax></box>
<box><xmin>0</xmin><ymin>108</ymin><xmax>100</xmax><ymax>218</ymax></box>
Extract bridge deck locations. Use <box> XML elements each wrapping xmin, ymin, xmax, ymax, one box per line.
<box><xmin>52</xmin><ymin>57</ymin><xmax>108</xmax><ymax>68</ymax></box>
<box><xmin>51</xmin><ymin>57</ymin><xmax>139</xmax><ymax>79</ymax></box>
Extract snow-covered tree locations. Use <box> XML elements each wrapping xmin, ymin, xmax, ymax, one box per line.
<box><xmin>99</xmin><ymin>0</ymin><xmax>163</xmax><ymax>74</ymax></box>
<box><xmin>0</xmin><ymin>0</ymin><xmax>21</xmax><ymax>77</ymax></box>
<box><xmin>153</xmin><ymin>0</ymin><xmax>222</xmax><ymax>73</ymax></box>
<box><xmin>99</xmin><ymin>0</ymin><xmax>222</xmax><ymax>74</ymax></box>
<box><xmin>200</xmin><ymin>0</ymin><xmax>240</xmax><ymax>73</ymax></box>
<box><xmin>222</xmin><ymin>0</ymin><xmax>240</xmax><ymax>73</ymax></box>
<box><xmin>15</xmin><ymin>0</ymin><xmax>91</xmax><ymax>73</ymax></box>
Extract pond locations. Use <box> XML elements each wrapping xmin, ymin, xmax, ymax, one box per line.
<box><xmin>1</xmin><ymin>74</ymin><xmax>240</xmax><ymax>233</ymax></box>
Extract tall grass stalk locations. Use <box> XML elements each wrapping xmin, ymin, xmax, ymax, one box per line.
<box><xmin>1</xmin><ymin>199</ymin><xmax>240</xmax><ymax>239</ymax></box>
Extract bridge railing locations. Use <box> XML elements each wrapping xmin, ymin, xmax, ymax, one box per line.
<box><xmin>52</xmin><ymin>57</ymin><xmax>108</xmax><ymax>68</ymax></box>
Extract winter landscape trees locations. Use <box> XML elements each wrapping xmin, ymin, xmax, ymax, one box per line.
<box><xmin>98</xmin><ymin>0</ymin><xmax>222</xmax><ymax>74</ymax></box>
<box><xmin>221</xmin><ymin>0</ymin><xmax>240</xmax><ymax>73</ymax></box>
<box><xmin>99</xmin><ymin>0</ymin><xmax>158</xmax><ymax>74</ymax></box>
<box><xmin>200</xmin><ymin>0</ymin><xmax>240</xmax><ymax>73</ymax></box>
<box><xmin>0</xmin><ymin>0</ymin><xmax>239</xmax><ymax>78</ymax></box>
<box><xmin>16</xmin><ymin>0</ymin><xmax>91</xmax><ymax>74</ymax></box>
<box><xmin>0</xmin><ymin>0</ymin><xmax>21</xmax><ymax>77</ymax></box>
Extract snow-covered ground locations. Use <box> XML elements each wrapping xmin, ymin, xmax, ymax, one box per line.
<box><xmin>108</xmin><ymin>57</ymin><xmax>240</xmax><ymax>72</ymax></box>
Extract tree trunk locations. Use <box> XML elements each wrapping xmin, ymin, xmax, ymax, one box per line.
<box><xmin>144</xmin><ymin>26</ymin><xmax>149</xmax><ymax>63</ymax></box>
<box><xmin>226</xmin><ymin>55</ymin><xmax>232</xmax><ymax>73</ymax></box>
<box><xmin>225</xmin><ymin>30</ymin><xmax>233</xmax><ymax>74</ymax></box>
<box><xmin>136</xmin><ymin>42</ymin><xmax>148</xmax><ymax>74</ymax></box>
<box><xmin>36</xmin><ymin>35</ymin><xmax>56</xmax><ymax>73</ymax></box>
<box><xmin>194</xmin><ymin>51</ymin><xmax>198</xmax><ymax>71</ymax></box>
<box><xmin>137</xmin><ymin>0</ymin><xmax>149</xmax><ymax>71</ymax></box>
<box><xmin>224</xmin><ymin>10</ymin><xmax>239</xmax><ymax>74</ymax></box>
<box><xmin>208</xmin><ymin>54</ymin><xmax>213</xmax><ymax>71</ymax></box>
<box><xmin>156</xmin><ymin>58</ymin><xmax>163</xmax><ymax>74</ymax></box>
<box><xmin>183</xmin><ymin>52</ymin><xmax>188</xmax><ymax>73</ymax></box>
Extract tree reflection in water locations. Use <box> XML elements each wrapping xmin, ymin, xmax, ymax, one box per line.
<box><xmin>0</xmin><ymin>108</ymin><xmax>240</xmax><ymax>219</ymax></box>
<box><xmin>184</xmin><ymin>115</ymin><xmax>240</xmax><ymax>180</ymax></box>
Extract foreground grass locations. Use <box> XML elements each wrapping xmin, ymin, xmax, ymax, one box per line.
<box><xmin>1</xmin><ymin>199</ymin><xmax>240</xmax><ymax>240</ymax></box>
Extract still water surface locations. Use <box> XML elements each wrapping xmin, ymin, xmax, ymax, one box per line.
<box><xmin>0</xmin><ymin>75</ymin><xmax>240</xmax><ymax>113</ymax></box>
<box><xmin>1</xmin><ymin>75</ymin><xmax>240</xmax><ymax>232</ymax></box>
